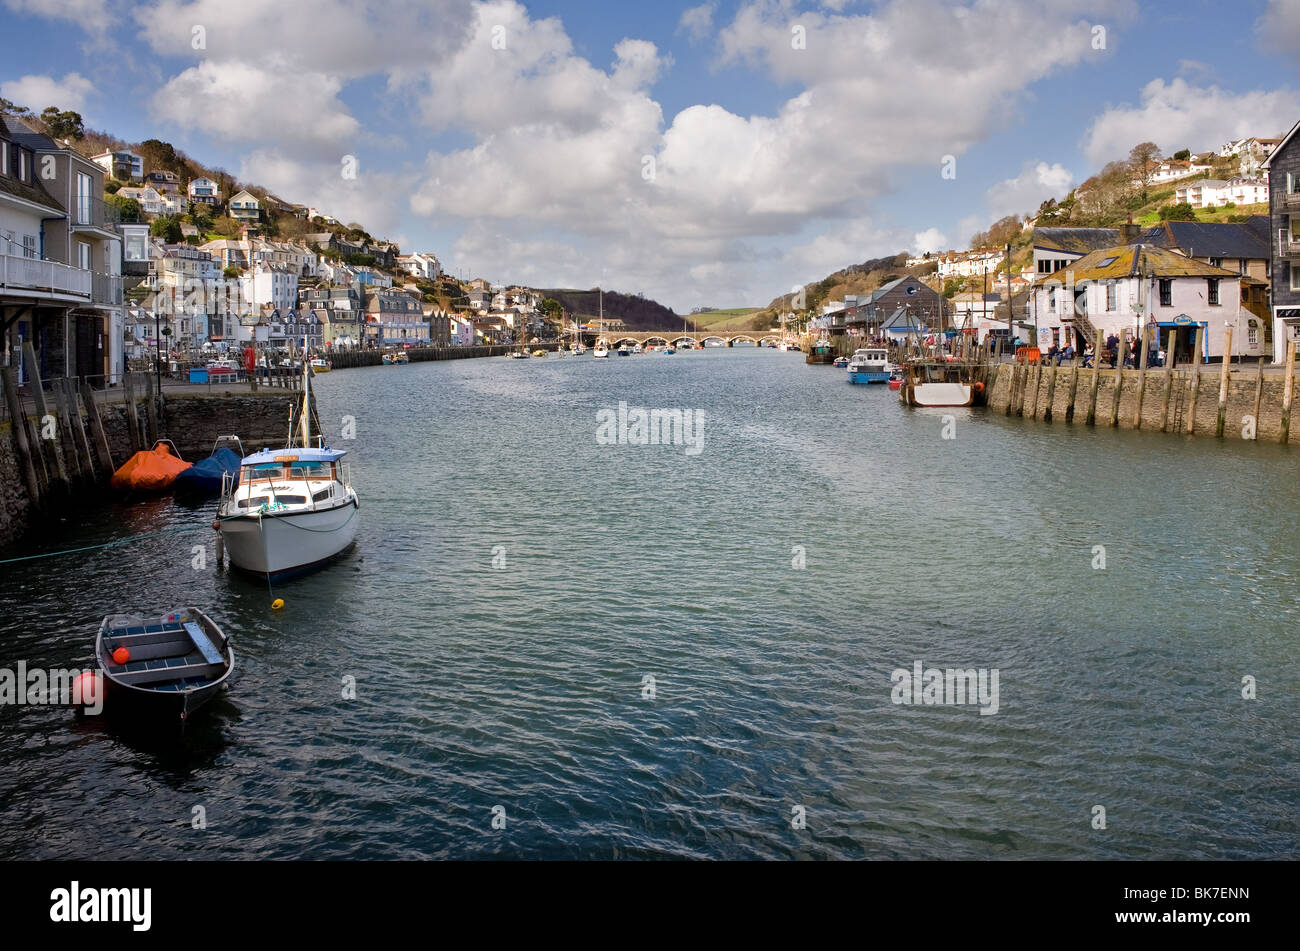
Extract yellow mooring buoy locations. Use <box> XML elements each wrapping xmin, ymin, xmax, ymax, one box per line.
<box><xmin>272</xmin><ymin>598</ymin><xmax>284</xmax><ymax>610</ymax></box>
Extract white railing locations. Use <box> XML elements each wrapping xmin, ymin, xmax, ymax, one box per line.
<box><xmin>0</xmin><ymin>252</ymin><xmax>92</xmax><ymax>297</ymax></box>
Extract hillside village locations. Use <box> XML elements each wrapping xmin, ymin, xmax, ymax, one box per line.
<box><xmin>762</xmin><ymin>132</ymin><xmax>1300</xmax><ymax>365</ymax></box>
<box><xmin>0</xmin><ymin>104</ymin><xmax>589</xmax><ymax>385</ymax></box>
<box><xmin>3</xmin><ymin>96</ymin><xmax>1300</xmax><ymax>382</ymax></box>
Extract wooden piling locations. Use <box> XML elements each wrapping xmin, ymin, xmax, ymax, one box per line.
<box><xmin>21</xmin><ymin>341</ymin><xmax>68</xmax><ymax>489</ymax></box>
<box><xmin>1110</xmin><ymin>351</ymin><xmax>1124</xmax><ymax>428</ymax></box>
<box><xmin>122</xmin><ymin>372</ymin><xmax>142</xmax><ymax>452</ymax></box>
<box><xmin>1086</xmin><ymin>355</ymin><xmax>1101</xmax><ymax>425</ymax></box>
<box><xmin>1065</xmin><ymin>364</ymin><xmax>1080</xmax><ymax>422</ymax></box>
<box><xmin>1251</xmin><ymin>360</ymin><xmax>1265</xmax><ymax>440</ymax></box>
<box><xmin>1042</xmin><ymin>364</ymin><xmax>1058</xmax><ymax>422</ymax></box>
<box><xmin>1281</xmin><ymin>340</ymin><xmax>1296</xmax><ymax>444</ymax></box>
<box><xmin>1186</xmin><ymin>325</ymin><xmax>1205</xmax><ymax>435</ymax></box>
<box><xmin>81</xmin><ymin>380</ymin><xmax>115</xmax><ymax>473</ymax></box>
<box><xmin>1133</xmin><ymin>326</ymin><xmax>1152</xmax><ymax>429</ymax></box>
<box><xmin>1</xmin><ymin>368</ymin><xmax>42</xmax><ymax>507</ymax></box>
<box><xmin>144</xmin><ymin>372</ymin><xmax>159</xmax><ymax>444</ymax></box>
<box><xmin>1215</xmin><ymin>326</ymin><xmax>1233</xmax><ymax>438</ymax></box>
<box><xmin>51</xmin><ymin>379</ymin><xmax>85</xmax><ymax>481</ymax></box>
<box><xmin>65</xmin><ymin>380</ymin><xmax>96</xmax><ymax>477</ymax></box>
<box><xmin>1160</xmin><ymin>340</ymin><xmax>1176</xmax><ymax>432</ymax></box>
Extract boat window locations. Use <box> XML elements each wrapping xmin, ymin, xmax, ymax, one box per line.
<box><xmin>273</xmin><ymin>495</ymin><xmax>307</xmax><ymax>505</ymax></box>
<box><xmin>312</xmin><ymin>488</ymin><xmax>331</xmax><ymax>502</ymax></box>
<box><xmin>238</xmin><ymin>496</ymin><xmax>270</xmax><ymax>508</ymax></box>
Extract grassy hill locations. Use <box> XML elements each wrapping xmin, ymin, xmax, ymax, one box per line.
<box><xmin>539</xmin><ymin>288</ymin><xmax>682</xmax><ymax>330</ymax></box>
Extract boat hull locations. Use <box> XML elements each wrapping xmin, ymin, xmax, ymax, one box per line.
<box><xmin>904</xmin><ymin>382</ymin><xmax>973</xmax><ymax>407</ymax></box>
<box><xmin>218</xmin><ymin>501</ymin><xmax>359</xmax><ymax>578</ymax></box>
<box><xmin>848</xmin><ymin>369</ymin><xmax>890</xmax><ymax>384</ymax></box>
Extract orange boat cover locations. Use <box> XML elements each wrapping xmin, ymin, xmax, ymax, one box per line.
<box><xmin>110</xmin><ymin>443</ymin><xmax>192</xmax><ymax>492</ymax></box>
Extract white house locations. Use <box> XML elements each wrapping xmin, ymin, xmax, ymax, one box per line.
<box><xmin>117</xmin><ymin>185</ymin><xmax>165</xmax><ymax>216</ymax></box>
<box><xmin>1175</xmin><ymin>178</ymin><xmax>1268</xmax><ymax>209</ymax></box>
<box><xmin>1029</xmin><ymin>244</ymin><xmax>1262</xmax><ymax>361</ymax></box>
<box><xmin>188</xmin><ymin>177</ymin><xmax>220</xmax><ymax>206</ymax></box>
<box><xmin>228</xmin><ymin>189</ymin><xmax>261</xmax><ymax>221</ymax></box>
<box><xmin>398</xmin><ymin>252</ymin><xmax>442</xmax><ymax>280</ymax></box>
<box><xmin>239</xmin><ymin>264</ymin><xmax>299</xmax><ymax>320</ymax></box>
<box><xmin>90</xmin><ymin>150</ymin><xmax>143</xmax><ymax>181</ymax></box>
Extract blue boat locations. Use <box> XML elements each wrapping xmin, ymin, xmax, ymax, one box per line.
<box><xmin>847</xmin><ymin>348</ymin><xmax>892</xmax><ymax>384</ymax></box>
<box><xmin>174</xmin><ymin>437</ymin><xmax>244</xmax><ymax>494</ymax></box>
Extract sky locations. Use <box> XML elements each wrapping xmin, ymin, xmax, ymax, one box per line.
<box><xmin>2</xmin><ymin>0</ymin><xmax>1300</xmax><ymax>312</ymax></box>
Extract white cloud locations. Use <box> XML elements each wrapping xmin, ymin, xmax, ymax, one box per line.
<box><xmin>0</xmin><ymin>72</ymin><xmax>94</xmax><ymax>114</ymax></box>
<box><xmin>1</xmin><ymin>0</ymin><xmax>110</xmax><ymax>31</ymax></box>
<box><xmin>149</xmin><ymin>61</ymin><xmax>361</xmax><ymax>155</ymax></box>
<box><xmin>677</xmin><ymin>3</ymin><xmax>715</xmax><ymax>43</ymax></box>
<box><xmin>133</xmin><ymin>0</ymin><xmax>473</xmax><ymax>78</ymax></box>
<box><xmin>913</xmin><ymin>228</ymin><xmax>947</xmax><ymax>255</ymax></box>
<box><xmin>1256</xmin><ymin>0</ymin><xmax>1300</xmax><ymax>56</ymax></box>
<box><xmin>1082</xmin><ymin>78</ymin><xmax>1300</xmax><ymax>164</ymax></box>
<box><xmin>986</xmin><ymin>161</ymin><xmax>1074</xmax><ymax>219</ymax></box>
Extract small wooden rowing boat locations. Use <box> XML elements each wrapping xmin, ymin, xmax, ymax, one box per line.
<box><xmin>95</xmin><ymin>608</ymin><xmax>234</xmax><ymax>721</ymax></box>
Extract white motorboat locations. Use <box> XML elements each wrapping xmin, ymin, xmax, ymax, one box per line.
<box><xmin>847</xmin><ymin>348</ymin><xmax>892</xmax><ymax>384</ymax></box>
<box><xmin>214</xmin><ymin>362</ymin><xmax>359</xmax><ymax>578</ymax></box>
<box><xmin>593</xmin><ymin>343</ymin><xmax>610</xmax><ymax>358</ymax></box>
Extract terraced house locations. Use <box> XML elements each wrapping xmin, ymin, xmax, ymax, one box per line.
<box><xmin>0</xmin><ymin>117</ymin><xmax>124</xmax><ymax>384</ymax></box>
<box><xmin>1264</xmin><ymin>118</ymin><xmax>1300</xmax><ymax>362</ymax></box>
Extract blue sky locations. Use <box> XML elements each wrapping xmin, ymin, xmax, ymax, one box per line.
<box><xmin>2</xmin><ymin>0</ymin><xmax>1299</xmax><ymax>311</ymax></box>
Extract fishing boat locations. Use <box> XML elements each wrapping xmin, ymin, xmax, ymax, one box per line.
<box><xmin>308</xmin><ymin>357</ymin><xmax>330</xmax><ymax>373</ymax></box>
<box><xmin>532</xmin><ymin>349</ymin><xmax>546</xmax><ymax>357</ymax></box>
<box><xmin>174</xmin><ymin>436</ymin><xmax>244</xmax><ymax>495</ymax></box>
<box><xmin>110</xmin><ymin>439</ymin><xmax>192</xmax><ymax>492</ymax></box>
<box><xmin>847</xmin><ymin>348</ymin><xmax>892</xmax><ymax>384</ymax></box>
<box><xmin>381</xmin><ymin>353</ymin><xmax>394</xmax><ymax>365</ymax></box>
<box><xmin>94</xmin><ymin>607</ymin><xmax>234</xmax><ymax>721</ymax></box>
<box><xmin>831</xmin><ymin>355</ymin><xmax>849</xmax><ymax>368</ymax></box>
<box><xmin>616</xmin><ymin>344</ymin><xmax>631</xmax><ymax>356</ymax></box>
<box><xmin>896</xmin><ymin>359</ymin><xmax>987</xmax><ymax>407</ymax></box>
<box><xmin>632</xmin><ymin>344</ymin><xmax>644</xmax><ymax>354</ymax></box>
<box><xmin>215</xmin><ymin>360</ymin><xmax>359</xmax><ymax>578</ymax></box>
<box><xmin>807</xmin><ymin>338</ymin><xmax>836</xmax><ymax>365</ymax></box>
<box><xmin>392</xmin><ymin>351</ymin><xmax>409</xmax><ymax>365</ymax></box>
<box><xmin>888</xmin><ymin>367</ymin><xmax>904</xmax><ymax>390</ymax></box>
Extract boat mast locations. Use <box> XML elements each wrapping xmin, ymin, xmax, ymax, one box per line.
<box><xmin>298</xmin><ymin>339</ymin><xmax>312</xmax><ymax>448</ymax></box>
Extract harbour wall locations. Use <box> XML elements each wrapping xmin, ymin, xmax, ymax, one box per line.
<box><xmin>986</xmin><ymin>360</ymin><xmax>1300</xmax><ymax>442</ymax></box>
<box><xmin>0</xmin><ymin>374</ymin><xmax>302</xmax><ymax>549</ymax></box>
<box><xmin>328</xmin><ymin>344</ymin><xmax>519</xmax><ymax>368</ymax></box>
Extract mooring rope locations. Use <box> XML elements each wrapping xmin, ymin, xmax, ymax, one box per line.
<box><xmin>0</xmin><ymin>522</ymin><xmax>208</xmax><ymax>565</ymax></box>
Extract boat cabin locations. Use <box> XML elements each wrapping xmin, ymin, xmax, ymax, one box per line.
<box><xmin>224</xmin><ymin>447</ymin><xmax>350</xmax><ymax>512</ymax></box>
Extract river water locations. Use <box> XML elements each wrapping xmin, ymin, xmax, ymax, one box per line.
<box><xmin>1</xmin><ymin>347</ymin><xmax>1297</xmax><ymax>859</ymax></box>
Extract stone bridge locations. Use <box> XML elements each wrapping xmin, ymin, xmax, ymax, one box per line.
<box><xmin>586</xmin><ymin>331</ymin><xmax>791</xmax><ymax>347</ymax></box>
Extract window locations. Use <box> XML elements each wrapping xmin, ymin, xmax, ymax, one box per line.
<box><xmin>1159</xmin><ymin>279</ymin><xmax>1172</xmax><ymax>307</ymax></box>
<box><xmin>1209</xmin><ymin>257</ymin><xmax>1221</xmax><ymax>268</ymax></box>
<box><xmin>1106</xmin><ymin>283</ymin><xmax>1116</xmax><ymax>311</ymax></box>
<box><xmin>0</xmin><ymin>142</ymin><xmax>8</xmax><ymax>177</ymax></box>
<box><xmin>77</xmin><ymin>242</ymin><xmax>91</xmax><ymax>271</ymax></box>
<box><xmin>1207</xmin><ymin>278</ymin><xmax>1220</xmax><ymax>306</ymax></box>
<box><xmin>1048</xmin><ymin>287</ymin><xmax>1057</xmax><ymax>313</ymax></box>
<box><xmin>17</xmin><ymin>149</ymin><xmax>28</xmax><ymax>182</ymax></box>
<box><xmin>22</xmin><ymin>234</ymin><xmax>36</xmax><ymax>259</ymax></box>
<box><xmin>1292</xmin><ymin>265</ymin><xmax>1300</xmax><ymax>292</ymax></box>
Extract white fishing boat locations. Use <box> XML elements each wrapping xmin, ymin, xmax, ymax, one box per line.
<box><xmin>214</xmin><ymin>360</ymin><xmax>359</xmax><ymax>578</ymax></box>
<box><xmin>847</xmin><ymin>348</ymin><xmax>892</xmax><ymax>384</ymax></box>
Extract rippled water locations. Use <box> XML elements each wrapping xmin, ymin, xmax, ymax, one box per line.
<box><xmin>1</xmin><ymin>348</ymin><xmax>1297</xmax><ymax>859</ymax></box>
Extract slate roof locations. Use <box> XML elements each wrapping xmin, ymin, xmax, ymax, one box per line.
<box><xmin>1139</xmin><ymin>217</ymin><xmax>1270</xmax><ymax>260</ymax></box>
<box><xmin>1032</xmin><ymin>244</ymin><xmax>1240</xmax><ymax>284</ymax></box>
<box><xmin>0</xmin><ymin>118</ymin><xmax>64</xmax><ymax>213</ymax></box>
<box><xmin>1033</xmin><ymin>227</ymin><xmax>1120</xmax><ymax>254</ymax></box>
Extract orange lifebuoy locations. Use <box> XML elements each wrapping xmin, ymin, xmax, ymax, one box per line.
<box><xmin>973</xmin><ymin>381</ymin><xmax>985</xmax><ymax>394</ymax></box>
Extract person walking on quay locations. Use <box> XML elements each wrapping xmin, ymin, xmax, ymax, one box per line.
<box><xmin>1105</xmin><ymin>333</ymin><xmax>1119</xmax><ymax>368</ymax></box>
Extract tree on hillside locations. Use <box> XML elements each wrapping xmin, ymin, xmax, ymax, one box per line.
<box><xmin>1173</xmin><ymin>148</ymin><xmax>1190</xmax><ymax>161</ymax></box>
<box><xmin>970</xmin><ymin>215</ymin><xmax>1021</xmax><ymax>250</ymax></box>
<box><xmin>39</xmin><ymin>107</ymin><xmax>84</xmax><ymax>140</ymax></box>
<box><xmin>1129</xmin><ymin>141</ymin><xmax>1161</xmax><ymax>204</ymax></box>
<box><xmin>105</xmin><ymin>194</ymin><xmax>141</xmax><ymax>223</ymax></box>
<box><xmin>150</xmin><ymin>215</ymin><xmax>182</xmax><ymax>243</ymax></box>
<box><xmin>0</xmin><ymin>97</ymin><xmax>30</xmax><ymax>116</ymax></box>
<box><xmin>1159</xmin><ymin>202</ymin><xmax>1197</xmax><ymax>222</ymax></box>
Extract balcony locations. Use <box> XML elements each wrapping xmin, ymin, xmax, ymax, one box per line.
<box><xmin>1284</xmin><ymin>190</ymin><xmax>1300</xmax><ymax>209</ymax></box>
<box><xmin>1280</xmin><ymin>230</ymin><xmax>1300</xmax><ymax>257</ymax></box>
<box><xmin>92</xmin><ymin>272</ymin><xmax>123</xmax><ymax>306</ymax></box>
<box><xmin>0</xmin><ymin>252</ymin><xmax>92</xmax><ymax>299</ymax></box>
<box><xmin>70</xmin><ymin>196</ymin><xmax>125</xmax><ymax>232</ymax></box>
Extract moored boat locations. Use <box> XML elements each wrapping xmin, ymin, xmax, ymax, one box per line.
<box><xmin>896</xmin><ymin>359</ymin><xmax>988</xmax><ymax>407</ymax></box>
<box><xmin>593</xmin><ymin>342</ymin><xmax>610</xmax><ymax>357</ymax></box>
<box><xmin>110</xmin><ymin>440</ymin><xmax>192</xmax><ymax>492</ymax></box>
<box><xmin>94</xmin><ymin>607</ymin><xmax>234</xmax><ymax>721</ymax></box>
<box><xmin>808</xmin><ymin>339</ymin><xmax>837</xmax><ymax>365</ymax></box>
<box><xmin>309</xmin><ymin>357</ymin><xmax>331</xmax><ymax>373</ymax></box>
<box><xmin>174</xmin><ymin>436</ymin><xmax>244</xmax><ymax>495</ymax></box>
<box><xmin>847</xmin><ymin>348</ymin><xmax>892</xmax><ymax>384</ymax></box>
<box><xmin>215</xmin><ymin>361</ymin><xmax>359</xmax><ymax>578</ymax></box>
<box><xmin>832</xmin><ymin>355</ymin><xmax>849</xmax><ymax>368</ymax></box>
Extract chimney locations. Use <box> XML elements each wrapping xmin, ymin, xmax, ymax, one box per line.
<box><xmin>1117</xmin><ymin>215</ymin><xmax>1140</xmax><ymax>246</ymax></box>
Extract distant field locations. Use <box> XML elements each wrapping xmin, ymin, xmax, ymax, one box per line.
<box><xmin>687</xmin><ymin>308</ymin><xmax>764</xmax><ymax>329</ymax></box>
<box><xmin>1136</xmin><ymin>203</ymin><xmax>1267</xmax><ymax>226</ymax></box>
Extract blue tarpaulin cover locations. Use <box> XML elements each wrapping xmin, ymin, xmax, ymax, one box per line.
<box><xmin>174</xmin><ymin>448</ymin><xmax>241</xmax><ymax>493</ymax></box>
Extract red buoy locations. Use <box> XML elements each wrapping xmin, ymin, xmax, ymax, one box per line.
<box><xmin>112</xmin><ymin>647</ymin><xmax>130</xmax><ymax>665</ymax></box>
<box><xmin>72</xmin><ymin>671</ymin><xmax>101</xmax><ymax>707</ymax></box>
